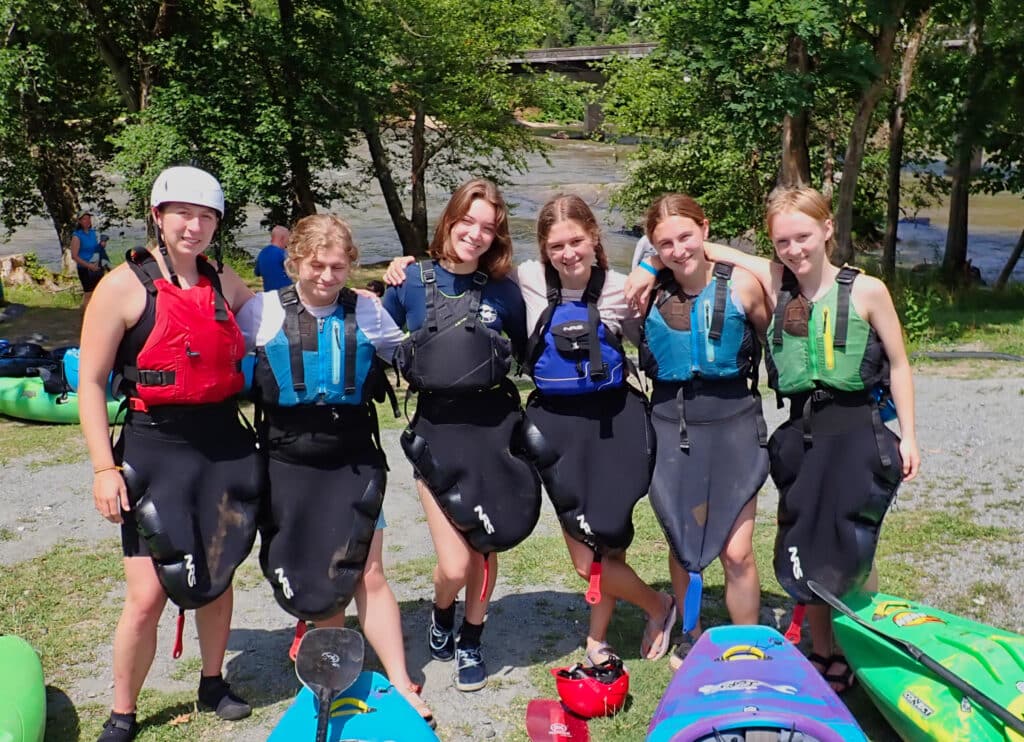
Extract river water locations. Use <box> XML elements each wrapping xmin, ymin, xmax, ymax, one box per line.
<box><xmin>2</xmin><ymin>139</ymin><xmax>1021</xmax><ymax>282</ymax></box>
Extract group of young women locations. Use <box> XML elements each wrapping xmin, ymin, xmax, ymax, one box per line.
<box><xmin>79</xmin><ymin>165</ymin><xmax>919</xmax><ymax>741</ymax></box>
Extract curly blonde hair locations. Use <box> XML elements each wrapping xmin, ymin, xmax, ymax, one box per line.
<box><xmin>284</xmin><ymin>214</ymin><xmax>359</xmax><ymax>278</ymax></box>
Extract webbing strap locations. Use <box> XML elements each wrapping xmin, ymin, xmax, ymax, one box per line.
<box><xmin>279</xmin><ymin>286</ymin><xmax>307</xmax><ymax>394</ymax></box>
<box><xmin>748</xmin><ymin>334</ymin><xmax>768</xmax><ymax>447</ymax></box>
<box><xmin>543</xmin><ymin>263</ymin><xmax>562</xmax><ymax>306</ymax></box>
<box><xmin>196</xmin><ymin>257</ymin><xmax>229</xmax><ymax>322</ymax></box>
<box><xmin>708</xmin><ymin>263</ymin><xmax>733</xmax><ymax>341</ymax></box>
<box><xmin>585</xmin><ymin>268</ymin><xmax>607</xmax><ymax>381</ymax></box>
<box><xmin>871</xmin><ymin>405</ymin><xmax>892</xmax><ymax>469</ymax></box>
<box><xmin>465</xmin><ymin>271</ymin><xmax>488</xmax><ymax>332</ymax></box>
<box><xmin>833</xmin><ymin>266</ymin><xmax>859</xmax><ymax>349</ymax></box>
<box><xmin>772</xmin><ymin>267</ymin><xmax>799</xmax><ymax>347</ymax></box>
<box><xmin>339</xmin><ymin>289</ymin><xmax>358</xmax><ymax>395</ymax></box>
<box><xmin>421</xmin><ymin>261</ymin><xmax>437</xmax><ymax>332</ymax></box>
<box><xmin>676</xmin><ymin>385</ymin><xmax>689</xmax><ymax>451</ymax></box>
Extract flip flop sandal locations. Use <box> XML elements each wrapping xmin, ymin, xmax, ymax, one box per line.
<box><xmin>403</xmin><ymin>682</ymin><xmax>437</xmax><ymax>730</ymax></box>
<box><xmin>824</xmin><ymin>654</ymin><xmax>856</xmax><ymax>694</ymax></box>
<box><xmin>641</xmin><ymin>593</ymin><xmax>677</xmax><ymax>661</ymax></box>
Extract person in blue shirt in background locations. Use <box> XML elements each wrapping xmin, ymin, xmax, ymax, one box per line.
<box><xmin>254</xmin><ymin>225</ymin><xmax>292</xmax><ymax>291</ymax></box>
<box><xmin>70</xmin><ymin>211</ymin><xmax>104</xmax><ymax>312</ymax></box>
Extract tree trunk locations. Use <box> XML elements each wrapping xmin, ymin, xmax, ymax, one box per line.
<box><xmin>822</xmin><ymin>133</ymin><xmax>836</xmax><ymax>199</ymax></box>
<box><xmin>410</xmin><ymin>103</ymin><xmax>429</xmax><ymax>252</ymax></box>
<box><xmin>31</xmin><ymin>145</ymin><xmax>79</xmax><ymax>274</ymax></box>
<box><xmin>278</xmin><ymin>0</ymin><xmax>318</xmax><ymax>219</ymax></box>
<box><xmin>941</xmin><ymin>3</ymin><xmax>988</xmax><ymax>284</ymax></box>
<box><xmin>883</xmin><ymin>10</ymin><xmax>931</xmax><ymax>282</ymax></box>
<box><xmin>995</xmin><ymin>226</ymin><xmax>1024</xmax><ymax>290</ymax></box>
<box><xmin>779</xmin><ymin>35</ymin><xmax>812</xmax><ymax>187</ymax></box>
<box><xmin>360</xmin><ymin>110</ymin><xmax>423</xmax><ymax>257</ymax></box>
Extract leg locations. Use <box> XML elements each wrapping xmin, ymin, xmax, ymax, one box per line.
<box><xmin>353</xmin><ymin>530</ymin><xmax>434</xmax><ymax>726</ymax></box>
<box><xmin>417</xmin><ymin>479</ymin><xmax>472</xmax><ymax>611</ymax></box>
<box><xmin>718</xmin><ymin>497</ymin><xmax>760</xmax><ymax>625</ymax></box>
<box><xmin>668</xmin><ymin>554</ymin><xmax>701</xmax><ymax>671</ymax></box>
<box><xmin>561</xmin><ymin>532</ymin><xmax>615</xmax><ymax>663</ymax></box>
<box><xmin>194</xmin><ymin>585</ymin><xmax>251</xmax><ymax>719</ymax></box>
<box><xmin>110</xmin><ymin>557</ymin><xmax>167</xmax><ymax>714</ymax></box>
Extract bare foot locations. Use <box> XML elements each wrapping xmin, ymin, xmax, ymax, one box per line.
<box><xmin>641</xmin><ymin>592</ymin><xmax>677</xmax><ymax>661</ymax></box>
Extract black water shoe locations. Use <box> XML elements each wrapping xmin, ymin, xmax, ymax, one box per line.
<box><xmin>197</xmin><ymin>674</ymin><xmax>252</xmax><ymax>720</ymax></box>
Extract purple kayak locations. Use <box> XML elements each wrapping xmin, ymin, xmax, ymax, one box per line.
<box><xmin>647</xmin><ymin>625</ymin><xmax>868</xmax><ymax>742</ymax></box>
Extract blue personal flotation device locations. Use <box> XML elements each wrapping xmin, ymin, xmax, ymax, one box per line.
<box><xmin>525</xmin><ymin>265</ymin><xmax>625</xmax><ymax>395</ymax></box>
<box><xmin>639</xmin><ymin>263</ymin><xmax>757</xmax><ymax>383</ymax></box>
<box><xmin>253</xmin><ymin>286</ymin><xmax>377</xmax><ymax>407</ymax></box>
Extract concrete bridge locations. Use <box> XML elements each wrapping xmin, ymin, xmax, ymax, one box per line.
<box><xmin>508</xmin><ymin>43</ymin><xmax>658</xmax><ymax>133</ymax></box>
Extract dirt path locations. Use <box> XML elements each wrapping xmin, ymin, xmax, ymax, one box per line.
<box><xmin>2</xmin><ymin>368</ymin><xmax>1023</xmax><ymax>740</ymax></box>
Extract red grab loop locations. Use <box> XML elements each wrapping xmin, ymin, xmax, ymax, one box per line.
<box><xmin>289</xmin><ymin>619</ymin><xmax>307</xmax><ymax>662</ymax></box>
<box><xmin>479</xmin><ymin>553</ymin><xmax>490</xmax><ymax>603</ymax></box>
<box><xmin>784</xmin><ymin>602</ymin><xmax>806</xmax><ymax>644</ymax></box>
<box><xmin>172</xmin><ymin>610</ymin><xmax>185</xmax><ymax>659</ymax></box>
<box><xmin>585</xmin><ymin>558</ymin><xmax>603</xmax><ymax>605</ymax></box>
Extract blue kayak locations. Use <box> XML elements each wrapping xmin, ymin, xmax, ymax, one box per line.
<box><xmin>269</xmin><ymin>671</ymin><xmax>439</xmax><ymax>742</ymax></box>
<box><xmin>647</xmin><ymin>625</ymin><xmax>868</xmax><ymax>742</ymax></box>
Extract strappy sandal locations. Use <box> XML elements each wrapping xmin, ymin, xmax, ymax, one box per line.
<box><xmin>400</xmin><ymin>683</ymin><xmax>437</xmax><ymax>730</ymax></box>
<box><xmin>585</xmin><ymin>641</ymin><xmax>620</xmax><ymax>667</ymax></box>
<box><xmin>806</xmin><ymin>651</ymin><xmax>831</xmax><ymax>674</ymax></box>
<box><xmin>824</xmin><ymin>654</ymin><xmax>856</xmax><ymax>694</ymax></box>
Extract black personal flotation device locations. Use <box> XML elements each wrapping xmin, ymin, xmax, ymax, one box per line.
<box><xmin>394</xmin><ymin>261</ymin><xmax>512</xmax><ymax>393</ymax></box>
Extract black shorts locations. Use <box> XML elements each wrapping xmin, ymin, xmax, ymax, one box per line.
<box><xmin>77</xmin><ymin>264</ymin><xmax>104</xmax><ymax>292</ymax></box>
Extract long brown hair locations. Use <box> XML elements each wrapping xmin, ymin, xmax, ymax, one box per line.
<box><xmin>428</xmin><ymin>179</ymin><xmax>513</xmax><ymax>280</ymax></box>
<box><xmin>644</xmin><ymin>193</ymin><xmax>707</xmax><ymax>242</ymax></box>
<box><xmin>535</xmin><ymin>194</ymin><xmax>609</xmax><ymax>271</ymax></box>
<box><xmin>766</xmin><ymin>186</ymin><xmax>837</xmax><ymax>258</ymax></box>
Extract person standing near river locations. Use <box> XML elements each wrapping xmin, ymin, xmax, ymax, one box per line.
<box><xmin>70</xmin><ymin>211</ymin><xmax>104</xmax><ymax>312</ymax></box>
<box><xmin>78</xmin><ymin>166</ymin><xmax>259</xmax><ymax>742</ymax></box>
<box><xmin>381</xmin><ymin>178</ymin><xmax>541</xmax><ymax>693</ymax></box>
<box><xmin>255</xmin><ymin>225</ymin><xmax>292</xmax><ymax>291</ymax></box>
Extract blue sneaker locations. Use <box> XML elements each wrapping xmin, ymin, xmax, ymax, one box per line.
<box><xmin>428</xmin><ymin>614</ymin><xmax>456</xmax><ymax>662</ymax></box>
<box><xmin>454</xmin><ymin>642</ymin><xmax>487</xmax><ymax>692</ymax></box>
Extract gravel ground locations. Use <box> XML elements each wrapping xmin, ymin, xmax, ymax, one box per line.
<box><xmin>2</xmin><ymin>364</ymin><xmax>1023</xmax><ymax>740</ymax></box>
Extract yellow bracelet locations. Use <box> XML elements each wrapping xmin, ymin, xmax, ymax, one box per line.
<box><xmin>94</xmin><ymin>465</ymin><xmax>123</xmax><ymax>474</ymax></box>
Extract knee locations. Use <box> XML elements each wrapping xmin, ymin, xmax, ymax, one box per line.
<box><xmin>121</xmin><ymin>587</ymin><xmax>166</xmax><ymax>629</ymax></box>
<box><xmin>361</xmin><ymin>560</ymin><xmax>388</xmax><ymax>594</ymax></box>
<box><xmin>434</xmin><ymin>554</ymin><xmax>471</xmax><ymax>587</ymax></box>
<box><xmin>721</xmin><ymin>547</ymin><xmax>756</xmax><ymax>579</ymax></box>
<box><xmin>571</xmin><ymin>555</ymin><xmax>593</xmax><ymax>582</ymax></box>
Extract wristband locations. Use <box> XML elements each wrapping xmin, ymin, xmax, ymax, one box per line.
<box><xmin>638</xmin><ymin>260</ymin><xmax>658</xmax><ymax>276</ymax></box>
<box><xmin>94</xmin><ymin>465</ymin><xmax>123</xmax><ymax>474</ymax></box>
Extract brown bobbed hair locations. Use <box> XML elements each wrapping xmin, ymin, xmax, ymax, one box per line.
<box><xmin>428</xmin><ymin>179</ymin><xmax>513</xmax><ymax>280</ymax></box>
<box><xmin>284</xmin><ymin>214</ymin><xmax>359</xmax><ymax>279</ymax></box>
<box><xmin>644</xmin><ymin>193</ymin><xmax>708</xmax><ymax>242</ymax></box>
<box><xmin>766</xmin><ymin>186</ymin><xmax>837</xmax><ymax>258</ymax></box>
<box><xmin>535</xmin><ymin>194</ymin><xmax>609</xmax><ymax>271</ymax></box>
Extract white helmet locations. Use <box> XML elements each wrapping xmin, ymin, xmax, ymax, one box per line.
<box><xmin>149</xmin><ymin>166</ymin><xmax>225</xmax><ymax>217</ymax></box>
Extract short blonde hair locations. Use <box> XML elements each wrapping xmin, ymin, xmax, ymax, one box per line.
<box><xmin>536</xmin><ymin>194</ymin><xmax>609</xmax><ymax>271</ymax></box>
<box><xmin>766</xmin><ymin>187</ymin><xmax>836</xmax><ymax>258</ymax></box>
<box><xmin>428</xmin><ymin>179</ymin><xmax>513</xmax><ymax>280</ymax></box>
<box><xmin>284</xmin><ymin>214</ymin><xmax>359</xmax><ymax>278</ymax></box>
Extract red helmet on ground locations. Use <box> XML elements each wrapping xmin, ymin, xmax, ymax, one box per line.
<box><xmin>551</xmin><ymin>657</ymin><xmax>629</xmax><ymax>719</ymax></box>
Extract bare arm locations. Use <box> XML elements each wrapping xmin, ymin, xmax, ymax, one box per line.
<box><xmin>217</xmin><ymin>264</ymin><xmax>255</xmax><ymax>313</ymax></box>
<box><xmin>731</xmin><ymin>266</ymin><xmax>771</xmax><ymax>336</ymax></box>
<box><xmin>703</xmin><ymin>243</ymin><xmax>780</xmax><ymax>309</ymax></box>
<box><xmin>78</xmin><ymin>267</ymin><xmax>141</xmax><ymax>522</ymax></box>
<box><xmin>858</xmin><ymin>276</ymin><xmax>920</xmax><ymax>481</ymax></box>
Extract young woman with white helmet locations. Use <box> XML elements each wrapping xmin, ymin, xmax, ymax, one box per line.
<box><xmin>79</xmin><ymin>166</ymin><xmax>260</xmax><ymax>742</ymax></box>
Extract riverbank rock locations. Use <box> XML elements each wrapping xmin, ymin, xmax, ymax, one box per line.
<box><xmin>1</xmin><ymin>253</ymin><xmax>67</xmax><ymax>291</ymax></box>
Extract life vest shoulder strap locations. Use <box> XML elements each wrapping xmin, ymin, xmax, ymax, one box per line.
<box><xmin>772</xmin><ymin>266</ymin><xmax>800</xmax><ymax>347</ymax></box>
<box><xmin>278</xmin><ymin>286</ymin><xmax>308</xmax><ymax>395</ymax></box>
<box><xmin>708</xmin><ymin>262</ymin><xmax>733</xmax><ymax>341</ymax></box>
<box><xmin>833</xmin><ymin>265</ymin><xmax>861</xmax><ymax>349</ymax></box>
<box><xmin>339</xmin><ymin>288</ymin><xmax>359</xmax><ymax>394</ymax></box>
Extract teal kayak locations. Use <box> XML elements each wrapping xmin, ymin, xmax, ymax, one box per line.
<box><xmin>0</xmin><ymin>377</ymin><xmax>121</xmax><ymax>424</ymax></box>
<box><xmin>0</xmin><ymin>635</ymin><xmax>45</xmax><ymax>742</ymax></box>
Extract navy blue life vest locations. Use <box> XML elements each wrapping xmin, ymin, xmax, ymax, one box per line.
<box><xmin>253</xmin><ymin>286</ymin><xmax>376</xmax><ymax>407</ymax></box>
<box><xmin>640</xmin><ymin>263</ymin><xmax>759</xmax><ymax>383</ymax></box>
<box><xmin>524</xmin><ymin>265</ymin><xmax>626</xmax><ymax>396</ymax></box>
<box><xmin>395</xmin><ymin>261</ymin><xmax>512</xmax><ymax>393</ymax></box>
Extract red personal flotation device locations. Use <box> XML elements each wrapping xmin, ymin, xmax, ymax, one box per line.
<box><xmin>117</xmin><ymin>250</ymin><xmax>244</xmax><ymax>409</ymax></box>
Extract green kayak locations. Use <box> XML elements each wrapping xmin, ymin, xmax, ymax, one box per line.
<box><xmin>0</xmin><ymin>377</ymin><xmax>121</xmax><ymax>424</ymax></box>
<box><xmin>833</xmin><ymin>590</ymin><xmax>1024</xmax><ymax>742</ymax></box>
<box><xmin>0</xmin><ymin>635</ymin><xmax>45</xmax><ymax>742</ymax></box>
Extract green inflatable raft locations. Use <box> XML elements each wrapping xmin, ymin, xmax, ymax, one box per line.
<box><xmin>0</xmin><ymin>635</ymin><xmax>45</xmax><ymax>742</ymax></box>
<box><xmin>833</xmin><ymin>590</ymin><xmax>1024</xmax><ymax>742</ymax></box>
<box><xmin>0</xmin><ymin>377</ymin><xmax>121</xmax><ymax>424</ymax></box>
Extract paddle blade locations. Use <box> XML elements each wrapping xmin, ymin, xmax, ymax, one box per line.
<box><xmin>526</xmin><ymin>699</ymin><xmax>590</xmax><ymax>741</ymax></box>
<box><xmin>295</xmin><ymin>627</ymin><xmax>365</xmax><ymax>700</ymax></box>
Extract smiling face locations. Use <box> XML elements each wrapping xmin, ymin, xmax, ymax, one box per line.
<box><xmin>543</xmin><ymin>219</ymin><xmax>596</xmax><ymax>287</ymax></box>
<box><xmin>296</xmin><ymin>244</ymin><xmax>350</xmax><ymax>306</ymax></box>
<box><xmin>768</xmin><ymin>209</ymin><xmax>832</xmax><ymax>278</ymax></box>
<box><xmin>153</xmin><ymin>202</ymin><xmax>219</xmax><ymax>257</ymax></box>
<box><xmin>651</xmin><ymin>214</ymin><xmax>709</xmax><ymax>282</ymax></box>
<box><xmin>447</xmin><ymin>197</ymin><xmax>497</xmax><ymax>267</ymax></box>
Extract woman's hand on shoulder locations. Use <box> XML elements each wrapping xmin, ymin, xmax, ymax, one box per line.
<box><xmin>384</xmin><ymin>256</ymin><xmax>416</xmax><ymax>286</ymax></box>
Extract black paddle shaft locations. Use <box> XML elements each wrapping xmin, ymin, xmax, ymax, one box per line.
<box><xmin>808</xmin><ymin>581</ymin><xmax>1024</xmax><ymax>737</ymax></box>
<box><xmin>294</xmin><ymin>628</ymin><xmax>365</xmax><ymax>742</ymax></box>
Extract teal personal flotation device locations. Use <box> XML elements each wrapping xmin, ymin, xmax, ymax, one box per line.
<box><xmin>639</xmin><ymin>263</ymin><xmax>757</xmax><ymax>383</ymax></box>
<box><xmin>253</xmin><ymin>286</ymin><xmax>376</xmax><ymax>407</ymax></box>
<box><xmin>524</xmin><ymin>265</ymin><xmax>626</xmax><ymax>395</ymax></box>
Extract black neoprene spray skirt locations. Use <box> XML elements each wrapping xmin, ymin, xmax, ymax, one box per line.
<box><xmin>522</xmin><ymin>384</ymin><xmax>654</xmax><ymax>553</ymax></box>
<box><xmin>117</xmin><ymin>402</ymin><xmax>262</xmax><ymax>609</ymax></box>
<box><xmin>770</xmin><ymin>396</ymin><xmax>902</xmax><ymax>604</ymax></box>
<box><xmin>648</xmin><ymin>378</ymin><xmax>768</xmax><ymax>572</ymax></box>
